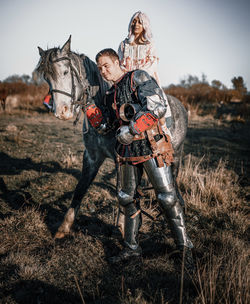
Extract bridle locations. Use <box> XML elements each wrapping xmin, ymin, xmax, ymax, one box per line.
<box><xmin>50</xmin><ymin>55</ymin><xmax>89</xmax><ymax>105</ymax></box>
<box><xmin>49</xmin><ymin>54</ymin><xmax>91</xmax><ymax>127</ymax></box>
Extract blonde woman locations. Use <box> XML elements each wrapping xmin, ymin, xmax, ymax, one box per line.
<box><xmin>118</xmin><ymin>11</ymin><xmax>161</xmax><ymax>85</ymax></box>
<box><xmin>118</xmin><ymin>11</ymin><xmax>172</xmax><ymax>126</ymax></box>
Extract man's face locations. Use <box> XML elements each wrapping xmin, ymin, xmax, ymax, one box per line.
<box><xmin>97</xmin><ymin>56</ymin><xmax>120</xmax><ymax>82</ymax></box>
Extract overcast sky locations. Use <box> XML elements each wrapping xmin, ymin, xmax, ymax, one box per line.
<box><xmin>1</xmin><ymin>0</ymin><xmax>249</xmax><ymax>89</ymax></box>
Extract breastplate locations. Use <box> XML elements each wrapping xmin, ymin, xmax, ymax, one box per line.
<box><xmin>114</xmin><ymin>72</ymin><xmax>137</xmax><ymax>108</ymax></box>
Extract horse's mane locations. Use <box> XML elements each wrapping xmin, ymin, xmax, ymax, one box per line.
<box><xmin>36</xmin><ymin>47</ymin><xmax>60</xmax><ymax>81</ymax></box>
<box><xmin>81</xmin><ymin>54</ymin><xmax>110</xmax><ymax>100</ymax></box>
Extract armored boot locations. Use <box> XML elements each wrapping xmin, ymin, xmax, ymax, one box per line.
<box><xmin>174</xmin><ymin>246</ymin><xmax>195</xmax><ymax>278</ymax></box>
<box><xmin>109</xmin><ymin>203</ymin><xmax>142</xmax><ymax>264</ymax></box>
<box><xmin>162</xmin><ymin>201</ymin><xmax>195</xmax><ymax>275</ymax></box>
<box><xmin>163</xmin><ymin>201</ymin><xmax>193</xmax><ymax>249</ymax></box>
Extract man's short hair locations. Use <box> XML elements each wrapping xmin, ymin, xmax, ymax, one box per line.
<box><xmin>95</xmin><ymin>48</ymin><xmax>119</xmax><ymax>63</ymax></box>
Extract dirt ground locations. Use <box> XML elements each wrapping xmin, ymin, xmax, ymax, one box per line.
<box><xmin>0</xmin><ymin>110</ymin><xmax>249</xmax><ymax>303</ymax></box>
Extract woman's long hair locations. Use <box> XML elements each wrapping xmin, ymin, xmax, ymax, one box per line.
<box><xmin>127</xmin><ymin>11</ymin><xmax>153</xmax><ymax>44</ymax></box>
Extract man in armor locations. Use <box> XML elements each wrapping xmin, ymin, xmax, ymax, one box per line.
<box><xmin>86</xmin><ymin>48</ymin><xmax>194</xmax><ymax>269</ymax></box>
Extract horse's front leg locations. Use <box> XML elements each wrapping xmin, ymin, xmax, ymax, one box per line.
<box><xmin>55</xmin><ymin>150</ymin><xmax>105</xmax><ymax>239</ymax></box>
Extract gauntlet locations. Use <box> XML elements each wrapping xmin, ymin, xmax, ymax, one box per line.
<box><xmin>85</xmin><ymin>104</ymin><xmax>103</xmax><ymax>128</ymax></box>
<box><xmin>129</xmin><ymin>112</ymin><xmax>158</xmax><ymax>135</ymax></box>
<box><xmin>116</xmin><ymin>125</ymin><xmax>134</xmax><ymax>145</ymax></box>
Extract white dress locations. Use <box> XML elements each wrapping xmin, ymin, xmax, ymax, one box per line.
<box><xmin>118</xmin><ymin>40</ymin><xmax>161</xmax><ymax>86</ymax></box>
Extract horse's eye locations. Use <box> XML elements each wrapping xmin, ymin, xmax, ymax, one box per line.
<box><xmin>64</xmin><ymin>70</ymin><xmax>68</xmax><ymax>75</ymax></box>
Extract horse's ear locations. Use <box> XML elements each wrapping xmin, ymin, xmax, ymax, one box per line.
<box><xmin>38</xmin><ymin>46</ymin><xmax>45</xmax><ymax>57</ymax></box>
<box><xmin>61</xmin><ymin>35</ymin><xmax>71</xmax><ymax>54</ymax></box>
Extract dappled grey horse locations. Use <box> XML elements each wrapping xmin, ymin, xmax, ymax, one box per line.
<box><xmin>37</xmin><ymin>36</ymin><xmax>188</xmax><ymax>239</ymax></box>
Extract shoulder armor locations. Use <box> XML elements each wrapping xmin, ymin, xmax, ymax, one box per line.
<box><xmin>133</xmin><ymin>70</ymin><xmax>152</xmax><ymax>85</ymax></box>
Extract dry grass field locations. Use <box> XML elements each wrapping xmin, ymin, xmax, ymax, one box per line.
<box><xmin>0</xmin><ymin>104</ymin><xmax>249</xmax><ymax>303</ymax></box>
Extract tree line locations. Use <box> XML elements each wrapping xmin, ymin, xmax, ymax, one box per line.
<box><xmin>164</xmin><ymin>74</ymin><xmax>249</xmax><ymax>107</ymax></box>
<box><xmin>0</xmin><ymin>73</ymin><xmax>249</xmax><ymax>109</ymax></box>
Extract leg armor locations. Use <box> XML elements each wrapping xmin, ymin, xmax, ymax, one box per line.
<box><xmin>143</xmin><ymin>158</ymin><xmax>193</xmax><ymax>249</ymax></box>
<box><xmin>117</xmin><ymin>162</ymin><xmax>142</xmax><ymax>250</ymax></box>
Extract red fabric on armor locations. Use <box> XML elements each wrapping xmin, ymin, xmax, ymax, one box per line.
<box><xmin>85</xmin><ymin>104</ymin><xmax>103</xmax><ymax>128</ymax></box>
<box><xmin>133</xmin><ymin>113</ymin><xmax>158</xmax><ymax>134</ymax></box>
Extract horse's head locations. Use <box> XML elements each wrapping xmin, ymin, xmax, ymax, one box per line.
<box><xmin>37</xmin><ymin>36</ymin><xmax>89</xmax><ymax>120</ymax></box>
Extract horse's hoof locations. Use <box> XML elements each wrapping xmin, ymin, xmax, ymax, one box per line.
<box><xmin>54</xmin><ymin>231</ymin><xmax>68</xmax><ymax>239</ymax></box>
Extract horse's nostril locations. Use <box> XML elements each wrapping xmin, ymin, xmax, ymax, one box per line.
<box><xmin>63</xmin><ymin>106</ymin><xmax>68</xmax><ymax>113</ymax></box>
